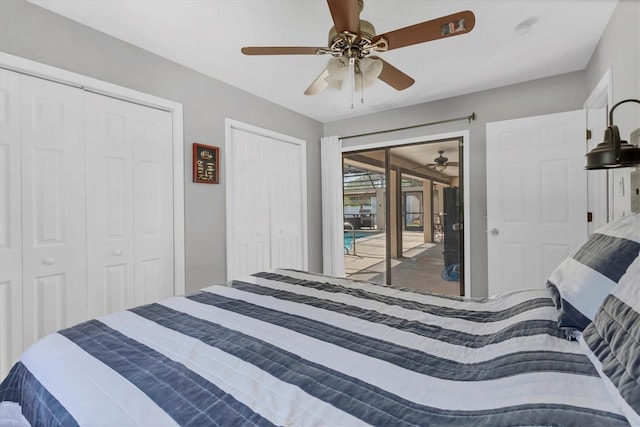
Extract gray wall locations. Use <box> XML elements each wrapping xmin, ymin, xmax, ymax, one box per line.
<box><xmin>325</xmin><ymin>0</ymin><xmax>639</xmax><ymax>297</ymax></box>
<box><xmin>586</xmin><ymin>0</ymin><xmax>639</xmax><ymax>130</ymax></box>
<box><xmin>0</xmin><ymin>0</ymin><xmax>324</xmax><ymax>292</ymax></box>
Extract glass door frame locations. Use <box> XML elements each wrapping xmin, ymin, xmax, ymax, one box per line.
<box><xmin>342</xmin><ymin>137</ymin><xmax>465</xmax><ymax>295</ymax></box>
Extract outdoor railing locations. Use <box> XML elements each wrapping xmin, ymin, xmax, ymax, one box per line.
<box><xmin>344</xmin><ymin>222</ymin><xmax>356</xmax><ymax>255</ymax></box>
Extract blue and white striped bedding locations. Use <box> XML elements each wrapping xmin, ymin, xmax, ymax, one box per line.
<box><xmin>581</xmin><ymin>255</ymin><xmax>640</xmax><ymax>425</ymax></box>
<box><xmin>0</xmin><ymin>269</ymin><xmax>631</xmax><ymax>426</ymax></box>
<box><xmin>547</xmin><ymin>213</ymin><xmax>640</xmax><ymax>337</ymax></box>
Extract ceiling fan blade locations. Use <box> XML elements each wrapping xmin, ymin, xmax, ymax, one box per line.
<box><xmin>305</xmin><ymin>69</ymin><xmax>330</xmax><ymax>95</ymax></box>
<box><xmin>371</xmin><ymin>56</ymin><xmax>415</xmax><ymax>90</ymax></box>
<box><xmin>241</xmin><ymin>46</ymin><xmax>325</xmax><ymax>55</ymax></box>
<box><xmin>409</xmin><ymin>165</ymin><xmax>449</xmax><ymax>177</ymax></box>
<box><xmin>372</xmin><ymin>10</ymin><xmax>475</xmax><ymax>51</ymax></box>
<box><xmin>426</xmin><ymin>162</ymin><xmax>459</xmax><ymax>167</ymax></box>
<box><xmin>327</xmin><ymin>0</ymin><xmax>361</xmax><ymax>35</ymax></box>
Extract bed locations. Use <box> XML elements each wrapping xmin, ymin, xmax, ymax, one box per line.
<box><xmin>1</xmin><ymin>215</ymin><xmax>639</xmax><ymax>426</ymax></box>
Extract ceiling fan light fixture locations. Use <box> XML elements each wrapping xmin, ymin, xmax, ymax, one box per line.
<box><xmin>431</xmin><ymin>150</ymin><xmax>449</xmax><ymax>172</ymax></box>
<box><xmin>360</xmin><ymin>57</ymin><xmax>383</xmax><ymax>79</ymax></box>
<box><xmin>354</xmin><ymin>57</ymin><xmax>383</xmax><ymax>91</ymax></box>
<box><xmin>326</xmin><ymin>56</ymin><xmax>349</xmax><ymax>83</ymax></box>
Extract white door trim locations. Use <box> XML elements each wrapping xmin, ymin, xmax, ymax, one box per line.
<box><xmin>583</xmin><ymin>68</ymin><xmax>613</xmax><ymax>226</ymax></box>
<box><xmin>0</xmin><ymin>50</ymin><xmax>186</xmax><ymax>296</ymax></box>
<box><xmin>337</xmin><ymin>130</ymin><xmax>471</xmax><ymax>297</ymax></box>
<box><xmin>225</xmin><ymin>118</ymin><xmax>309</xmax><ymax>280</ymax></box>
<box><xmin>584</xmin><ymin>68</ymin><xmax>613</xmax><ymax>109</ymax></box>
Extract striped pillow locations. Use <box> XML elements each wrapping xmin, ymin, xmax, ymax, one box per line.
<box><xmin>546</xmin><ymin>213</ymin><xmax>640</xmax><ymax>339</ymax></box>
<box><xmin>580</xmin><ymin>256</ymin><xmax>640</xmax><ymax>426</ymax></box>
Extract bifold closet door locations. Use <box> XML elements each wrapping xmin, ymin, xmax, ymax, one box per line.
<box><xmin>270</xmin><ymin>140</ymin><xmax>304</xmax><ymax>270</ymax></box>
<box><xmin>20</xmin><ymin>74</ymin><xmax>87</xmax><ymax>348</ymax></box>
<box><xmin>0</xmin><ymin>69</ymin><xmax>23</xmax><ymax>377</ymax></box>
<box><xmin>131</xmin><ymin>101</ymin><xmax>174</xmax><ymax>306</ymax></box>
<box><xmin>226</xmin><ymin>125</ymin><xmax>307</xmax><ymax>280</ymax></box>
<box><xmin>85</xmin><ymin>92</ymin><xmax>174</xmax><ymax>316</ymax></box>
<box><xmin>227</xmin><ymin>127</ymin><xmax>272</xmax><ymax>278</ymax></box>
<box><xmin>85</xmin><ymin>93</ymin><xmax>135</xmax><ymax>318</ymax></box>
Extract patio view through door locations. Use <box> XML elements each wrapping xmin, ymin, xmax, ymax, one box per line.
<box><xmin>342</xmin><ymin>138</ymin><xmax>464</xmax><ymax>296</ymax></box>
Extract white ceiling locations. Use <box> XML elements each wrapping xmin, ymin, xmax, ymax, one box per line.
<box><xmin>28</xmin><ymin>0</ymin><xmax>618</xmax><ymax>123</ymax></box>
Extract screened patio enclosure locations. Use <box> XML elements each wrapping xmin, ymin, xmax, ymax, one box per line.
<box><xmin>342</xmin><ymin>139</ymin><xmax>464</xmax><ymax>295</ymax></box>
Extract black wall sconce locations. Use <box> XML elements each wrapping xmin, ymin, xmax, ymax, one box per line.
<box><xmin>585</xmin><ymin>98</ymin><xmax>640</xmax><ymax>170</ymax></box>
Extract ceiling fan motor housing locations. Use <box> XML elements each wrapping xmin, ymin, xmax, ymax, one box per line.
<box><xmin>328</xmin><ymin>19</ymin><xmax>376</xmax><ymax>59</ymax></box>
<box><xmin>435</xmin><ymin>150</ymin><xmax>449</xmax><ymax>164</ymax></box>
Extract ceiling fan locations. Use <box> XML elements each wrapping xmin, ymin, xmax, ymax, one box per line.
<box><xmin>426</xmin><ymin>150</ymin><xmax>458</xmax><ymax>171</ymax></box>
<box><xmin>241</xmin><ymin>0</ymin><xmax>475</xmax><ymax>95</ymax></box>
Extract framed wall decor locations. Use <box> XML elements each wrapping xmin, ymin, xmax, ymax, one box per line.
<box><xmin>193</xmin><ymin>143</ymin><xmax>219</xmax><ymax>184</ymax></box>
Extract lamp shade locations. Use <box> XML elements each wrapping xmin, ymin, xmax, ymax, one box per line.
<box><xmin>354</xmin><ymin>57</ymin><xmax>383</xmax><ymax>91</ymax></box>
<box><xmin>585</xmin><ymin>99</ymin><xmax>640</xmax><ymax>170</ymax></box>
<box><xmin>326</xmin><ymin>56</ymin><xmax>348</xmax><ymax>83</ymax></box>
<box><xmin>586</xmin><ymin>125</ymin><xmax>640</xmax><ymax>170</ymax></box>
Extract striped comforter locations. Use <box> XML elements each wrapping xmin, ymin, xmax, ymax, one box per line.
<box><xmin>0</xmin><ymin>270</ymin><xmax>629</xmax><ymax>426</ymax></box>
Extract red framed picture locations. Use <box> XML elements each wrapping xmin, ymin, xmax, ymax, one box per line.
<box><xmin>193</xmin><ymin>143</ymin><xmax>219</xmax><ymax>184</ymax></box>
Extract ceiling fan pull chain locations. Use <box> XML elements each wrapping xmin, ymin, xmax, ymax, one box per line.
<box><xmin>349</xmin><ymin>57</ymin><xmax>356</xmax><ymax>109</ymax></box>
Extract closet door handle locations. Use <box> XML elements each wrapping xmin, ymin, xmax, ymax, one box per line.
<box><xmin>113</xmin><ymin>249</ymin><xmax>122</xmax><ymax>256</ymax></box>
<box><xmin>44</xmin><ymin>257</ymin><xmax>56</xmax><ymax>265</ymax></box>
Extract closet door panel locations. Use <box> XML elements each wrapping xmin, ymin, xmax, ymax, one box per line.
<box><xmin>85</xmin><ymin>93</ymin><xmax>135</xmax><ymax>318</ymax></box>
<box><xmin>270</xmin><ymin>140</ymin><xmax>304</xmax><ymax>270</ymax></box>
<box><xmin>133</xmin><ymin>106</ymin><xmax>174</xmax><ymax>306</ymax></box>
<box><xmin>227</xmin><ymin>128</ymin><xmax>271</xmax><ymax>279</ymax></box>
<box><xmin>0</xmin><ymin>69</ymin><xmax>23</xmax><ymax>378</ymax></box>
<box><xmin>20</xmin><ymin>75</ymin><xmax>87</xmax><ymax>347</ymax></box>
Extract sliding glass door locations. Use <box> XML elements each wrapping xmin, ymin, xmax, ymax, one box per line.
<box><xmin>342</xmin><ymin>149</ymin><xmax>387</xmax><ymax>285</ymax></box>
<box><xmin>342</xmin><ymin>139</ymin><xmax>465</xmax><ymax>295</ymax></box>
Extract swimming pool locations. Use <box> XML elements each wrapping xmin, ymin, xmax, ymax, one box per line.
<box><xmin>344</xmin><ymin>231</ymin><xmax>381</xmax><ymax>252</ymax></box>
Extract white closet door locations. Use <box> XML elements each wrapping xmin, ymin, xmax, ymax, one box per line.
<box><xmin>270</xmin><ymin>140</ymin><xmax>304</xmax><ymax>270</ymax></box>
<box><xmin>21</xmin><ymin>75</ymin><xmax>87</xmax><ymax>347</ymax></box>
<box><xmin>226</xmin><ymin>121</ymin><xmax>308</xmax><ymax>280</ymax></box>
<box><xmin>85</xmin><ymin>93</ymin><xmax>135</xmax><ymax>318</ymax></box>
<box><xmin>227</xmin><ymin>127</ymin><xmax>272</xmax><ymax>278</ymax></box>
<box><xmin>0</xmin><ymin>69</ymin><xmax>23</xmax><ymax>377</ymax></box>
<box><xmin>132</xmin><ymin>104</ymin><xmax>174</xmax><ymax>306</ymax></box>
<box><xmin>85</xmin><ymin>93</ymin><xmax>174</xmax><ymax>313</ymax></box>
